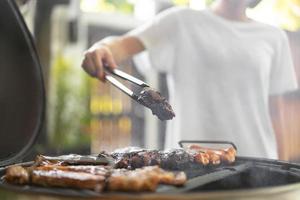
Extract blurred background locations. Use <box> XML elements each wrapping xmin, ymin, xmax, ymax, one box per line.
<box><xmin>15</xmin><ymin>0</ymin><xmax>300</xmax><ymax>161</ymax></box>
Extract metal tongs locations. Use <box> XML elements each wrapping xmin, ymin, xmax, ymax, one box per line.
<box><xmin>104</xmin><ymin>66</ymin><xmax>149</xmax><ymax>102</ymax></box>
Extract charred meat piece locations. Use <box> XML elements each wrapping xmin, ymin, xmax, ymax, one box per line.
<box><xmin>34</xmin><ymin>165</ymin><xmax>111</xmax><ymax>176</ymax></box>
<box><xmin>137</xmin><ymin>87</ymin><xmax>175</xmax><ymax>121</ymax></box>
<box><xmin>34</xmin><ymin>154</ymin><xmax>112</xmax><ymax>166</ymax></box>
<box><xmin>4</xmin><ymin>166</ymin><xmax>30</xmax><ymax>185</ymax></box>
<box><xmin>111</xmin><ymin>147</ymin><xmax>161</xmax><ymax>169</ymax></box>
<box><xmin>110</xmin><ymin>147</ymin><xmax>217</xmax><ymax>170</ymax></box>
<box><xmin>160</xmin><ymin>149</ymin><xmax>193</xmax><ymax>170</ymax></box>
<box><xmin>112</xmin><ymin>147</ymin><xmax>194</xmax><ymax>170</ymax></box>
<box><xmin>140</xmin><ymin>150</ymin><xmax>162</xmax><ymax>166</ymax></box>
<box><xmin>110</xmin><ymin>146</ymin><xmax>236</xmax><ymax>169</ymax></box>
<box><xmin>31</xmin><ymin>169</ymin><xmax>106</xmax><ymax>192</ymax></box>
<box><xmin>5</xmin><ymin>165</ymin><xmax>107</xmax><ymax>192</ymax></box>
<box><xmin>107</xmin><ymin>166</ymin><xmax>186</xmax><ymax>192</ymax></box>
<box><xmin>111</xmin><ymin>147</ymin><xmax>146</xmax><ymax>159</ymax></box>
<box><xmin>5</xmin><ymin>164</ymin><xmax>186</xmax><ymax>193</ymax></box>
<box><xmin>111</xmin><ymin>147</ymin><xmax>147</xmax><ymax>169</ymax></box>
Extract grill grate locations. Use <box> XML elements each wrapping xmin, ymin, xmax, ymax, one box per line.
<box><xmin>157</xmin><ymin>161</ymin><xmax>251</xmax><ymax>193</ymax></box>
<box><xmin>1</xmin><ymin>157</ymin><xmax>300</xmax><ymax>197</ymax></box>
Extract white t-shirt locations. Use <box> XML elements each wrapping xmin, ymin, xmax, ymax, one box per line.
<box><xmin>128</xmin><ymin>7</ymin><xmax>298</xmax><ymax>159</ymax></box>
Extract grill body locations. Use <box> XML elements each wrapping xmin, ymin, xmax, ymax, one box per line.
<box><xmin>1</xmin><ymin>0</ymin><xmax>300</xmax><ymax>199</ymax></box>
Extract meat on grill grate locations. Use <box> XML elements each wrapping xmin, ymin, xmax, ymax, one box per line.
<box><xmin>188</xmin><ymin>145</ymin><xmax>236</xmax><ymax>164</ymax></box>
<box><xmin>3</xmin><ymin>146</ymin><xmax>235</xmax><ymax>193</ymax></box>
<box><xmin>109</xmin><ymin>146</ymin><xmax>236</xmax><ymax>170</ymax></box>
<box><xmin>4</xmin><ymin>165</ymin><xmax>186</xmax><ymax>192</ymax></box>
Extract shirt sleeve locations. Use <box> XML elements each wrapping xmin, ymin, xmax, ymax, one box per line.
<box><xmin>127</xmin><ymin>7</ymin><xmax>181</xmax><ymax>73</ymax></box>
<box><xmin>269</xmin><ymin>30</ymin><xmax>298</xmax><ymax>95</ymax></box>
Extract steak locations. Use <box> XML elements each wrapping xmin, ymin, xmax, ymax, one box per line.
<box><xmin>137</xmin><ymin>87</ymin><xmax>175</xmax><ymax>120</ymax></box>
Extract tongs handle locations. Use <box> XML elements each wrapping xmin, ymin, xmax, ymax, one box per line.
<box><xmin>105</xmin><ymin>66</ymin><xmax>149</xmax><ymax>87</ymax></box>
<box><xmin>105</xmin><ymin>75</ymin><xmax>139</xmax><ymax>101</ymax></box>
<box><xmin>104</xmin><ymin>65</ymin><xmax>148</xmax><ymax>101</ymax></box>
<box><xmin>178</xmin><ymin>140</ymin><xmax>237</xmax><ymax>150</ymax></box>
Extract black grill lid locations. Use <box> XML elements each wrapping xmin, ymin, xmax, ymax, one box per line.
<box><xmin>0</xmin><ymin>0</ymin><xmax>45</xmax><ymax>166</ymax></box>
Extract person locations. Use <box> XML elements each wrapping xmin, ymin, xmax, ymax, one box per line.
<box><xmin>81</xmin><ymin>0</ymin><xmax>298</xmax><ymax>159</ymax></box>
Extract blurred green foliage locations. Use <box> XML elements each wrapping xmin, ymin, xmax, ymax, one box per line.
<box><xmin>205</xmin><ymin>0</ymin><xmax>215</xmax><ymax>6</ymax></box>
<box><xmin>80</xmin><ymin>0</ymin><xmax>133</xmax><ymax>14</ymax></box>
<box><xmin>172</xmin><ymin>0</ymin><xmax>215</xmax><ymax>6</ymax></box>
<box><xmin>172</xmin><ymin>0</ymin><xmax>189</xmax><ymax>5</ymax></box>
<box><xmin>105</xmin><ymin>0</ymin><xmax>134</xmax><ymax>13</ymax></box>
<box><xmin>48</xmin><ymin>55</ymin><xmax>91</xmax><ymax>150</ymax></box>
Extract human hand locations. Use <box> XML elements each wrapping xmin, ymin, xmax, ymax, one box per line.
<box><xmin>81</xmin><ymin>43</ymin><xmax>117</xmax><ymax>81</ymax></box>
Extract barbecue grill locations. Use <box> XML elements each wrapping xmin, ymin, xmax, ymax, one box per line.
<box><xmin>1</xmin><ymin>0</ymin><xmax>300</xmax><ymax>199</ymax></box>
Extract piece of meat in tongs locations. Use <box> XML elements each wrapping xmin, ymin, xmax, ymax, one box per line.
<box><xmin>138</xmin><ymin>87</ymin><xmax>175</xmax><ymax>121</ymax></box>
<box><xmin>104</xmin><ymin>66</ymin><xmax>175</xmax><ymax>120</ymax></box>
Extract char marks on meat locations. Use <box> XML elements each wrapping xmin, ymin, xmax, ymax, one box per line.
<box><xmin>111</xmin><ymin>147</ymin><xmax>161</xmax><ymax>169</ymax></box>
<box><xmin>110</xmin><ymin>147</ymin><xmax>193</xmax><ymax>170</ymax></box>
<box><xmin>160</xmin><ymin>149</ymin><xmax>193</xmax><ymax>170</ymax></box>
<box><xmin>31</xmin><ymin>169</ymin><xmax>106</xmax><ymax>192</ymax></box>
<box><xmin>34</xmin><ymin>154</ymin><xmax>112</xmax><ymax>166</ymax></box>
<box><xmin>109</xmin><ymin>146</ymin><xmax>236</xmax><ymax>170</ymax></box>
<box><xmin>4</xmin><ymin>165</ymin><xmax>186</xmax><ymax>192</ymax></box>
<box><xmin>137</xmin><ymin>87</ymin><xmax>175</xmax><ymax>121</ymax></box>
<box><xmin>107</xmin><ymin>166</ymin><xmax>186</xmax><ymax>192</ymax></box>
<box><xmin>4</xmin><ymin>146</ymin><xmax>236</xmax><ymax>193</ymax></box>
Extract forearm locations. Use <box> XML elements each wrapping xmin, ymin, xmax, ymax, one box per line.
<box><xmin>82</xmin><ymin>35</ymin><xmax>145</xmax><ymax>81</ymax></box>
<box><xmin>96</xmin><ymin>36</ymin><xmax>145</xmax><ymax>65</ymax></box>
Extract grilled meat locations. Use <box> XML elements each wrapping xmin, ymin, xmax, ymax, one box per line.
<box><xmin>111</xmin><ymin>147</ymin><xmax>203</xmax><ymax>169</ymax></box>
<box><xmin>4</xmin><ymin>166</ymin><xmax>30</xmax><ymax>185</ymax></box>
<box><xmin>187</xmin><ymin>150</ymin><xmax>210</xmax><ymax>166</ymax></box>
<box><xmin>5</xmin><ymin>161</ymin><xmax>187</xmax><ymax>193</ymax></box>
<box><xmin>5</xmin><ymin>165</ymin><xmax>107</xmax><ymax>191</ymax></box>
<box><xmin>137</xmin><ymin>87</ymin><xmax>175</xmax><ymax>121</ymax></box>
<box><xmin>110</xmin><ymin>146</ymin><xmax>236</xmax><ymax>169</ymax></box>
<box><xmin>160</xmin><ymin>149</ymin><xmax>193</xmax><ymax>170</ymax></box>
<box><xmin>31</xmin><ymin>169</ymin><xmax>106</xmax><ymax>192</ymax></box>
<box><xmin>34</xmin><ymin>165</ymin><xmax>110</xmax><ymax>176</ymax></box>
<box><xmin>4</xmin><ymin>145</ymin><xmax>236</xmax><ymax>192</ymax></box>
<box><xmin>107</xmin><ymin>166</ymin><xmax>186</xmax><ymax>192</ymax></box>
<box><xmin>107</xmin><ymin>168</ymin><xmax>160</xmax><ymax>192</ymax></box>
<box><xmin>111</xmin><ymin>147</ymin><xmax>162</xmax><ymax>169</ymax></box>
<box><xmin>144</xmin><ymin>166</ymin><xmax>187</xmax><ymax>186</ymax></box>
<box><xmin>111</xmin><ymin>147</ymin><xmax>205</xmax><ymax>169</ymax></box>
<box><xmin>34</xmin><ymin>154</ymin><xmax>112</xmax><ymax>166</ymax></box>
<box><xmin>188</xmin><ymin>145</ymin><xmax>237</xmax><ymax>164</ymax></box>
<box><xmin>31</xmin><ymin>145</ymin><xmax>236</xmax><ymax>171</ymax></box>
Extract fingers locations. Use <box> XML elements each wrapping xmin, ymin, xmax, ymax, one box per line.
<box><xmin>92</xmin><ymin>51</ymin><xmax>105</xmax><ymax>81</ymax></box>
<box><xmin>81</xmin><ymin>55</ymin><xmax>97</xmax><ymax>77</ymax></box>
<box><xmin>81</xmin><ymin>45</ymin><xmax>116</xmax><ymax>82</ymax></box>
<box><xmin>103</xmin><ymin>48</ymin><xmax>117</xmax><ymax>70</ymax></box>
